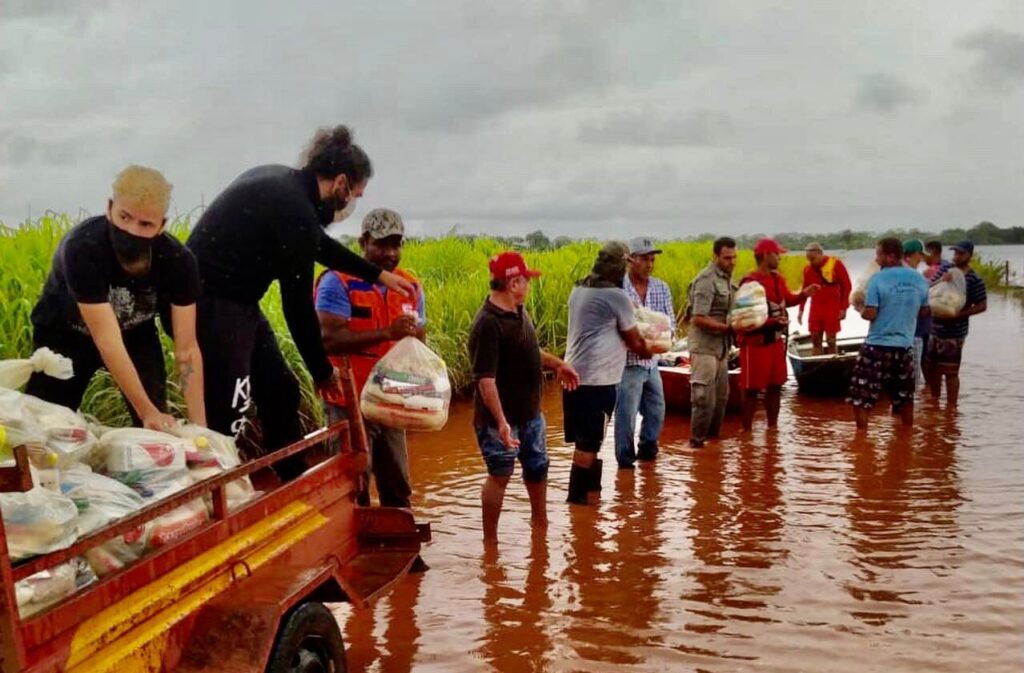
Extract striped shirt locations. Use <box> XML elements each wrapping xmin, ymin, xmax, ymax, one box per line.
<box><xmin>623</xmin><ymin>275</ymin><xmax>674</xmax><ymax>368</ymax></box>
<box><xmin>930</xmin><ymin>261</ymin><xmax>986</xmax><ymax>339</ymax></box>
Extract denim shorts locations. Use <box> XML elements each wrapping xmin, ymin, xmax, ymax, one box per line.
<box><xmin>476</xmin><ymin>414</ymin><xmax>549</xmax><ymax>483</ymax></box>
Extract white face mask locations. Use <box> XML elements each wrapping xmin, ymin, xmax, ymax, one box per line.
<box><xmin>333</xmin><ymin>197</ymin><xmax>357</xmax><ymax>224</ymax></box>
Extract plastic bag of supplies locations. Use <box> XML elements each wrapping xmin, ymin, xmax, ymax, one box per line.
<box><xmin>634</xmin><ymin>306</ymin><xmax>673</xmax><ymax>352</ymax></box>
<box><xmin>360</xmin><ymin>337</ymin><xmax>451</xmax><ymax>431</ymax></box>
<box><xmin>929</xmin><ymin>267</ymin><xmax>967</xmax><ymax>318</ymax></box>
<box><xmin>728</xmin><ymin>281</ymin><xmax>769</xmax><ymax>331</ymax></box>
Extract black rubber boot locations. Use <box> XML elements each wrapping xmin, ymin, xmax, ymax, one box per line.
<box><xmin>566</xmin><ymin>464</ymin><xmax>590</xmax><ymax>505</ymax></box>
<box><xmin>587</xmin><ymin>459</ymin><xmax>604</xmax><ymax>500</ymax></box>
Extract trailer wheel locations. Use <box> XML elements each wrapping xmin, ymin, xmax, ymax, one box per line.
<box><xmin>266</xmin><ymin>602</ymin><xmax>347</xmax><ymax>673</ymax></box>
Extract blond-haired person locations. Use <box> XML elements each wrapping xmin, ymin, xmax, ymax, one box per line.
<box><xmin>27</xmin><ymin>166</ymin><xmax>206</xmax><ymax>430</ymax></box>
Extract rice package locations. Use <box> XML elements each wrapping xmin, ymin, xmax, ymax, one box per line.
<box><xmin>0</xmin><ymin>485</ymin><xmax>79</xmax><ymax>560</ymax></box>
<box><xmin>635</xmin><ymin>306</ymin><xmax>673</xmax><ymax>352</ymax></box>
<box><xmin>16</xmin><ymin>557</ymin><xmax>97</xmax><ymax>618</ymax></box>
<box><xmin>360</xmin><ymin>337</ymin><xmax>451</xmax><ymax>432</ymax></box>
<box><xmin>929</xmin><ymin>267</ymin><xmax>967</xmax><ymax>318</ymax></box>
<box><xmin>729</xmin><ymin>281</ymin><xmax>769</xmax><ymax>331</ymax></box>
<box><xmin>850</xmin><ymin>261</ymin><xmax>880</xmax><ymax>312</ymax></box>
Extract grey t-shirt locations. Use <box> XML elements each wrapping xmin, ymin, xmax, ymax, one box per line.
<box><xmin>565</xmin><ymin>286</ymin><xmax>637</xmax><ymax>386</ymax></box>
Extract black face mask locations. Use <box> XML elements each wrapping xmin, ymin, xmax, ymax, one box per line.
<box><xmin>109</xmin><ymin>222</ymin><xmax>153</xmax><ymax>275</ymax></box>
<box><xmin>317</xmin><ymin>187</ymin><xmax>348</xmax><ymax>226</ymax></box>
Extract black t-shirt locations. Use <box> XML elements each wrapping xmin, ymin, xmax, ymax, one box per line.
<box><xmin>31</xmin><ymin>216</ymin><xmax>200</xmax><ymax>336</ymax></box>
<box><xmin>468</xmin><ymin>299</ymin><xmax>543</xmax><ymax>428</ymax></box>
<box><xmin>186</xmin><ymin>165</ymin><xmax>381</xmax><ymax>383</ymax></box>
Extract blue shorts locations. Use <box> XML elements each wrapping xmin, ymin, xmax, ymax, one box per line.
<box><xmin>476</xmin><ymin>414</ymin><xmax>549</xmax><ymax>483</ymax></box>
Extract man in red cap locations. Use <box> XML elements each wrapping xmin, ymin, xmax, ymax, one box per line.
<box><xmin>736</xmin><ymin>238</ymin><xmax>818</xmax><ymax>430</ymax></box>
<box><xmin>468</xmin><ymin>251</ymin><xmax>579</xmax><ymax>544</ymax></box>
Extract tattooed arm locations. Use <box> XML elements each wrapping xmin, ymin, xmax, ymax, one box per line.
<box><xmin>171</xmin><ymin>303</ymin><xmax>207</xmax><ymax>426</ymax></box>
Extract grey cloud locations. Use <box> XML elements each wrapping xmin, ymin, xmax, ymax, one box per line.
<box><xmin>855</xmin><ymin>73</ymin><xmax>919</xmax><ymax>113</ymax></box>
<box><xmin>0</xmin><ymin>132</ymin><xmax>81</xmax><ymax>164</ymax></box>
<box><xmin>578</xmin><ymin>108</ymin><xmax>733</xmax><ymax>147</ymax></box>
<box><xmin>959</xmin><ymin>29</ymin><xmax>1024</xmax><ymax>87</ymax></box>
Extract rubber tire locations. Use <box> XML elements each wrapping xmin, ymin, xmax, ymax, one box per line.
<box><xmin>265</xmin><ymin>602</ymin><xmax>348</xmax><ymax>673</ymax></box>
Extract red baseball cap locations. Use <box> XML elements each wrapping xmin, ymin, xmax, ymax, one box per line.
<box><xmin>489</xmin><ymin>251</ymin><xmax>542</xmax><ymax>280</ymax></box>
<box><xmin>753</xmin><ymin>238</ymin><xmax>788</xmax><ymax>255</ymax></box>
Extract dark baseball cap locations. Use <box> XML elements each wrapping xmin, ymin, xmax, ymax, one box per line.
<box><xmin>950</xmin><ymin>240</ymin><xmax>974</xmax><ymax>254</ymax></box>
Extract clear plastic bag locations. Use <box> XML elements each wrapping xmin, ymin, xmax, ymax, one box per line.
<box><xmin>929</xmin><ymin>267</ymin><xmax>967</xmax><ymax>318</ymax></box>
<box><xmin>171</xmin><ymin>423</ymin><xmax>258</xmax><ymax>511</ymax></box>
<box><xmin>95</xmin><ymin>428</ymin><xmax>193</xmax><ymax>499</ymax></box>
<box><xmin>60</xmin><ymin>466</ymin><xmax>146</xmax><ymax>534</ymax></box>
<box><xmin>729</xmin><ymin>281</ymin><xmax>769</xmax><ymax>330</ymax></box>
<box><xmin>0</xmin><ymin>389</ymin><xmax>96</xmax><ymax>468</ymax></box>
<box><xmin>1</xmin><ymin>485</ymin><xmax>79</xmax><ymax>560</ymax></box>
<box><xmin>850</xmin><ymin>261</ymin><xmax>880</xmax><ymax>311</ymax></box>
<box><xmin>0</xmin><ymin>348</ymin><xmax>74</xmax><ymax>390</ymax></box>
<box><xmin>360</xmin><ymin>337</ymin><xmax>451</xmax><ymax>432</ymax></box>
<box><xmin>635</xmin><ymin>306</ymin><xmax>673</xmax><ymax>352</ymax></box>
<box><xmin>16</xmin><ymin>557</ymin><xmax>97</xmax><ymax>618</ymax></box>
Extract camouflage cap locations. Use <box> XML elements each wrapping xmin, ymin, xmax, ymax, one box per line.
<box><xmin>361</xmin><ymin>208</ymin><xmax>405</xmax><ymax>240</ymax></box>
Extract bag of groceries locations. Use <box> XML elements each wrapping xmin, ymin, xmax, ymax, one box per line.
<box><xmin>929</xmin><ymin>267</ymin><xmax>967</xmax><ymax>318</ymax></box>
<box><xmin>634</xmin><ymin>306</ymin><xmax>673</xmax><ymax>352</ymax></box>
<box><xmin>361</xmin><ymin>337</ymin><xmax>451</xmax><ymax>431</ymax></box>
<box><xmin>172</xmin><ymin>423</ymin><xmax>258</xmax><ymax>512</ymax></box>
<box><xmin>1</xmin><ymin>483</ymin><xmax>79</xmax><ymax>560</ymax></box>
<box><xmin>729</xmin><ymin>281</ymin><xmax>769</xmax><ymax>331</ymax></box>
<box><xmin>850</xmin><ymin>261</ymin><xmax>880</xmax><ymax>312</ymax></box>
<box><xmin>0</xmin><ymin>347</ymin><xmax>73</xmax><ymax>390</ymax></box>
<box><xmin>16</xmin><ymin>557</ymin><xmax>97</xmax><ymax>618</ymax></box>
<box><xmin>0</xmin><ymin>388</ymin><xmax>97</xmax><ymax>469</ymax></box>
<box><xmin>95</xmin><ymin>427</ymin><xmax>193</xmax><ymax>499</ymax></box>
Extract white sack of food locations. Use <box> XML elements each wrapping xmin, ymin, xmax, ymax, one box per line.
<box><xmin>634</xmin><ymin>306</ymin><xmax>673</xmax><ymax>351</ymax></box>
<box><xmin>850</xmin><ymin>261</ymin><xmax>881</xmax><ymax>311</ymax></box>
<box><xmin>0</xmin><ymin>348</ymin><xmax>73</xmax><ymax>390</ymax></box>
<box><xmin>0</xmin><ymin>389</ymin><xmax>96</xmax><ymax>468</ymax></box>
<box><xmin>360</xmin><ymin>337</ymin><xmax>451</xmax><ymax>432</ymax></box>
<box><xmin>171</xmin><ymin>423</ymin><xmax>258</xmax><ymax>511</ymax></box>
<box><xmin>0</xmin><ymin>485</ymin><xmax>79</xmax><ymax>560</ymax></box>
<box><xmin>929</xmin><ymin>267</ymin><xmax>967</xmax><ymax>318</ymax></box>
<box><xmin>729</xmin><ymin>281</ymin><xmax>769</xmax><ymax>331</ymax></box>
<box><xmin>16</xmin><ymin>557</ymin><xmax>97</xmax><ymax>619</ymax></box>
<box><xmin>96</xmin><ymin>428</ymin><xmax>192</xmax><ymax>499</ymax></box>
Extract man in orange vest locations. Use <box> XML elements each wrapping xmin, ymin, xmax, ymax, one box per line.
<box><xmin>797</xmin><ymin>242</ymin><xmax>852</xmax><ymax>355</ymax></box>
<box><xmin>315</xmin><ymin>208</ymin><xmax>424</xmax><ymax>507</ymax></box>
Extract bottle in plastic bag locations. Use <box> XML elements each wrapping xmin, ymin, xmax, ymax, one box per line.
<box><xmin>360</xmin><ymin>337</ymin><xmax>451</xmax><ymax>431</ymax></box>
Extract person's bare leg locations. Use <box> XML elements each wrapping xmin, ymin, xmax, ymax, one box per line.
<box><xmin>525</xmin><ymin>478</ymin><xmax>548</xmax><ymax>528</ymax></box>
<box><xmin>947</xmin><ymin>373</ymin><xmax>960</xmax><ymax>408</ymax></box>
<box><xmin>899</xmin><ymin>402</ymin><xmax>914</xmax><ymax>427</ymax></box>
<box><xmin>741</xmin><ymin>390</ymin><xmax>758</xmax><ymax>431</ymax></box>
<box><xmin>481</xmin><ymin>475</ymin><xmax>510</xmax><ymax>543</ymax></box>
<box><xmin>572</xmin><ymin>449</ymin><xmax>596</xmax><ymax>469</ymax></box>
<box><xmin>854</xmin><ymin>406</ymin><xmax>869</xmax><ymax>431</ymax></box>
<box><xmin>827</xmin><ymin>332</ymin><xmax>838</xmax><ymax>356</ymax></box>
<box><xmin>766</xmin><ymin>385</ymin><xmax>782</xmax><ymax>428</ymax></box>
<box><xmin>811</xmin><ymin>331</ymin><xmax>823</xmax><ymax>356</ymax></box>
<box><xmin>924</xmin><ymin>363</ymin><xmax>942</xmax><ymax>398</ymax></box>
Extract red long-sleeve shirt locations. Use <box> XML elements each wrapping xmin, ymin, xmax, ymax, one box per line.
<box><xmin>799</xmin><ymin>256</ymin><xmax>851</xmax><ymax>319</ymax></box>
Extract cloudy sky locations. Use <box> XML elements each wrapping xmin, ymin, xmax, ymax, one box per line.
<box><xmin>1</xmin><ymin>0</ymin><xmax>1022</xmax><ymax>238</ymax></box>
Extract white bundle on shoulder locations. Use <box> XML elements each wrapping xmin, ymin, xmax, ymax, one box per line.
<box><xmin>0</xmin><ymin>347</ymin><xmax>73</xmax><ymax>390</ymax></box>
<box><xmin>929</xmin><ymin>267</ymin><xmax>967</xmax><ymax>318</ymax></box>
<box><xmin>361</xmin><ymin>337</ymin><xmax>451</xmax><ymax>432</ymax></box>
<box><xmin>850</xmin><ymin>261</ymin><xmax>880</xmax><ymax>311</ymax></box>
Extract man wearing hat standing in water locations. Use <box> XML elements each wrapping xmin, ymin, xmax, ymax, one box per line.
<box><xmin>736</xmin><ymin>238</ymin><xmax>818</xmax><ymax>431</ymax></box>
<box><xmin>614</xmin><ymin>237</ymin><xmax>674</xmax><ymax>469</ymax></box>
<box><xmin>923</xmin><ymin>240</ymin><xmax>987</xmax><ymax>408</ymax></box>
<box><xmin>469</xmin><ymin>252</ymin><xmax>579</xmax><ymax>543</ymax></box>
<box><xmin>562</xmin><ymin>241</ymin><xmax>661</xmax><ymax>505</ymax></box>
<box><xmin>797</xmin><ymin>242</ymin><xmax>851</xmax><ymax>356</ymax></box>
<box><xmin>315</xmin><ymin>208</ymin><xmax>425</xmax><ymax>507</ymax></box>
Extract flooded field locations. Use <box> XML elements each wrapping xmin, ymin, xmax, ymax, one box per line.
<box><xmin>335</xmin><ymin>288</ymin><xmax>1024</xmax><ymax>672</ymax></box>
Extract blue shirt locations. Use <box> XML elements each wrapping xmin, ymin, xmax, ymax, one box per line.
<box><xmin>929</xmin><ymin>261</ymin><xmax>986</xmax><ymax>340</ymax></box>
<box><xmin>315</xmin><ymin>272</ymin><xmax>426</xmax><ymax>325</ymax></box>
<box><xmin>864</xmin><ymin>266</ymin><xmax>930</xmax><ymax>348</ymax></box>
<box><xmin>622</xmin><ymin>275</ymin><xmax>674</xmax><ymax>369</ymax></box>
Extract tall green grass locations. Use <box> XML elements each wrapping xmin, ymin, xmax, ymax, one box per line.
<box><xmin>0</xmin><ymin>213</ymin><xmax>833</xmax><ymax>427</ymax></box>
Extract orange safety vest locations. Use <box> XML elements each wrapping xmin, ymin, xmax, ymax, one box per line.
<box><xmin>313</xmin><ymin>267</ymin><xmax>422</xmax><ymax>406</ymax></box>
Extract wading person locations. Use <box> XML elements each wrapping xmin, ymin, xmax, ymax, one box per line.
<box><xmin>469</xmin><ymin>252</ymin><xmax>579</xmax><ymax>543</ymax></box>
<box><xmin>848</xmin><ymin>238</ymin><xmax>930</xmax><ymax>430</ymax></box>
<box><xmin>614</xmin><ymin>236</ymin><xmax>674</xmax><ymax>469</ymax></box>
<box><xmin>923</xmin><ymin>241</ymin><xmax>987</xmax><ymax>409</ymax></box>
<box><xmin>563</xmin><ymin>242</ymin><xmax>659</xmax><ymax>505</ymax></box>
<box><xmin>186</xmin><ymin>126</ymin><xmax>414</xmax><ymax>479</ymax></box>
<box><xmin>797</xmin><ymin>242</ymin><xmax>851</xmax><ymax>355</ymax></box>
<box><xmin>737</xmin><ymin>238</ymin><xmax>817</xmax><ymax>431</ymax></box>
<box><xmin>686</xmin><ymin>237</ymin><xmax>737</xmax><ymax>448</ymax></box>
<box><xmin>315</xmin><ymin>208</ymin><xmax>425</xmax><ymax>507</ymax></box>
<box><xmin>27</xmin><ymin>166</ymin><xmax>206</xmax><ymax>430</ymax></box>
<box><xmin>902</xmin><ymin>239</ymin><xmax>930</xmax><ymax>383</ymax></box>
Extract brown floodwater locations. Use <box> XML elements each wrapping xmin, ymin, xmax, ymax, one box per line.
<box><xmin>333</xmin><ymin>291</ymin><xmax>1024</xmax><ymax>673</ymax></box>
